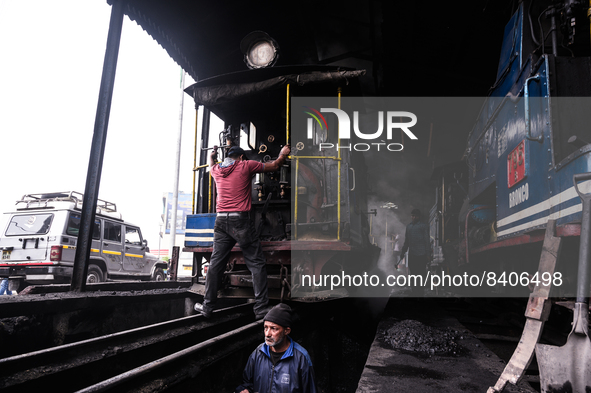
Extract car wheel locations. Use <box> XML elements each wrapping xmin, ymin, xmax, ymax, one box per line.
<box><xmin>87</xmin><ymin>265</ymin><xmax>104</xmax><ymax>283</ymax></box>
<box><xmin>152</xmin><ymin>267</ymin><xmax>165</xmax><ymax>281</ymax></box>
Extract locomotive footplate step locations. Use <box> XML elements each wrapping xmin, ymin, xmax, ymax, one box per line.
<box><xmin>356</xmin><ymin>298</ymin><xmax>536</xmax><ymax>393</ymax></box>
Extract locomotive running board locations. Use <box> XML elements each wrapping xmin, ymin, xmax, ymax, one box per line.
<box><xmin>487</xmin><ymin>219</ymin><xmax>563</xmax><ymax>393</ymax></box>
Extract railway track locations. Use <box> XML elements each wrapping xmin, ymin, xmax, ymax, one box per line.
<box><xmin>0</xmin><ymin>303</ymin><xmax>263</xmax><ymax>392</ymax></box>
<box><xmin>5</xmin><ymin>295</ymin><xmax>560</xmax><ymax>392</ymax></box>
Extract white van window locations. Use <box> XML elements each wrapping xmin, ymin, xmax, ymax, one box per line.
<box><xmin>6</xmin><ymin>214</ymin><xmax>53</xmax><ymax>236</ymax></box>
<box><xmin>67</xmin><ymin>213</ymin><xmax>101</xmax><ymax>240</ymax></box>
<box><xmin>125</xmin><ymin>227</ymin><xmax>142</xmax><ymax>245</ymax></box>
<box><xmin>104</xmin><ymin>221</ymin><xmax>122</xmax><ymax>243</ymax></box>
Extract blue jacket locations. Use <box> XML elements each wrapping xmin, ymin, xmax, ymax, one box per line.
<box><xmin>401</xmin><ymin>220</ymin><xmax>431</xmax><ymax>256</ymax></box>
<box><xmin>236</xmin><ymin>336</ymin><xmax>317</xmax><ymax>393</ymax></box>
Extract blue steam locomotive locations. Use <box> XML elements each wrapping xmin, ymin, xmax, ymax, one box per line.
<box><xmin>430</xmin><ymin>0</ymin><xmax>591</xmax><ymax>292</ymax></box>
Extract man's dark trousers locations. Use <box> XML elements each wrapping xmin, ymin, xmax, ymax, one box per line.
<box><xmin>203</xmin><ymin>214</ymin><xmax>269</xmax><ymax>315</ymax></box>
<box><xmin>408</xmin><ymin>254</ymin><xmax>429</xmax><ymax>297</ymax></box>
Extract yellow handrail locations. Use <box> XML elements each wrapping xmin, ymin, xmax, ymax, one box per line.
<box><xmin>294</xmin><ymin>157</ymin><xmax>299</xmax><ymax>239</ymax></box>
<box><xmin>192</xmin><ymin>107</ymin><xmax>199</xmax><ymax>214</ymax></box>
<box><xmin>290</xmin><ymin>156</ymin><xmax>340</xmax><ymax>160</ymax></box>
<box><xmin>286</xmin><ymin>84</ymin><xmax>290</xmax><ymax>145</ymax></box>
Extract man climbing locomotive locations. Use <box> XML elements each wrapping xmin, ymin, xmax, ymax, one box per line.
<box><xmin>195</xmin><ymin>144</ymin><xmax>291</xmax><ymax>319</ymax></box>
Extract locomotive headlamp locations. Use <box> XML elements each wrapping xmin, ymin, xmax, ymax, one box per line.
<box><xmin>240</xmin><ymin>31</ymin><xmax>279</xmax><ymax>69</ymax></box>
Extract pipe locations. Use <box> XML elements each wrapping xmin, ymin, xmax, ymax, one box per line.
<box><xmin>169</xmin><ymin>70</ymin><xmax>186</xmax><ymax>256</ymax></box>
<box><xmin>71</xmin><ymin>0</ymin><xmax>124</xmax><ymax>292</ymax></box>
<box><xmin>550</xmin><ymin>10</ymin><xmax>559</xmax><ymax>57</ymax></box>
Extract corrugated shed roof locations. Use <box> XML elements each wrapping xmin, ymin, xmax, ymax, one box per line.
<box><xmin>107</xmin><ymin>0</ymin><xmax>512</xmax><ymax>96</ymax></box>
<box><xmin>109</xmin><ymin>0</ymin><xmax>326</xmax><ymax>82</ymax></box>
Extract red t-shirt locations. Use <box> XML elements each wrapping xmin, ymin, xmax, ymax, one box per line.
<box><xmin>211</xmin><ymin>160</ymin><xmax>264</xmax><ymax>212</ymax></box>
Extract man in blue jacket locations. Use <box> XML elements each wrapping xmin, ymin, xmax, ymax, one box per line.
<box><xmin>236</xmin><ymin>303</ymin><xmax>317</xmax><ymax>393</ymax></box>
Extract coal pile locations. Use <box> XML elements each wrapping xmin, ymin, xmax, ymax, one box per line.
<box><xmin>382</xmin><ymin>319</ymin><xmax>465</xmax><ymax>356</ymax></box>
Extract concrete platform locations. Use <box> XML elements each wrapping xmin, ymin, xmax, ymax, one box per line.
<box><xmin>356</xmin><ymin>298</ymin><xmax>537</xmax><ymax>393</ymax></box>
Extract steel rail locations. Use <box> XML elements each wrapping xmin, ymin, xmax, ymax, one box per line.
<box><xmin>74</xmin><ymin>320</ymin><xmax>263</xmax><ymax>393</ymax></box>
<box><xmin>0</xmin><ymin>303</ymin><xmax>253</xmax><ymax>390</ymax></box>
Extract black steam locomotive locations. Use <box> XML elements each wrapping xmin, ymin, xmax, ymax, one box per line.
<box><xmin>183</xmin><ymin>33</ymin><xmax>379</xmax><ymax>301</ymax></box>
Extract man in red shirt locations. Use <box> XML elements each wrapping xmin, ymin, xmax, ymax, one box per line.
<box><xmin>195</xmin><ymin>144</ymin><xmax>291</xmax><ymax>319</ymax></box>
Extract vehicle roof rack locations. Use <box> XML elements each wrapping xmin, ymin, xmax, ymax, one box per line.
<box><xmin>17</xmin><ymin>192</ymin><xmax>118</xmax><ymax>213</ymax></box>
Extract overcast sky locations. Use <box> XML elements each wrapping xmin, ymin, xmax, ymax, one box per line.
<box><xmin>0</xmin><ymin>1</ymin><xmax>217</xmax><ymax>251</ymax></box>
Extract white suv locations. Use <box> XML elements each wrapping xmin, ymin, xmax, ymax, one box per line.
<box><xmin>0</xmin><ymin>192</ymin><xmax>167</xmax><ymax>292</ymax></box>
